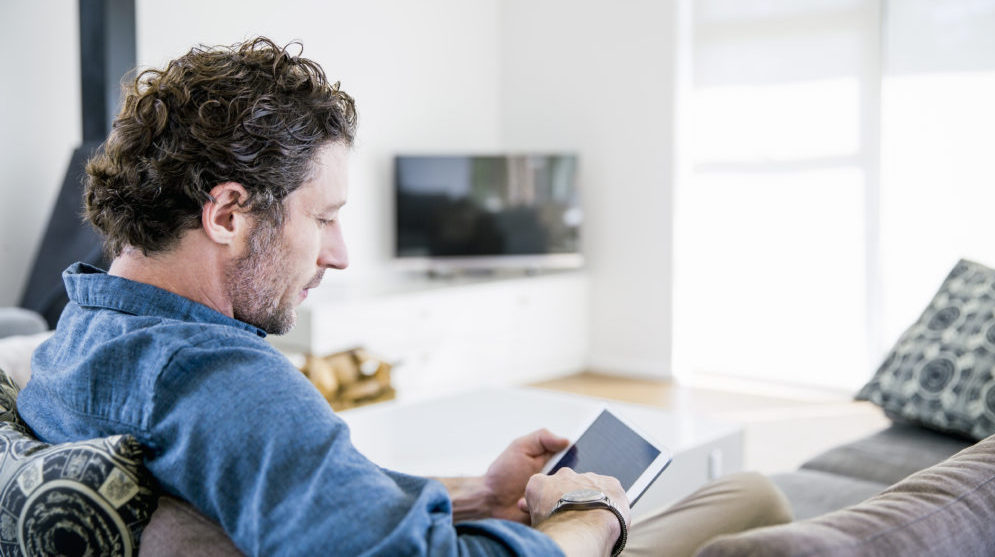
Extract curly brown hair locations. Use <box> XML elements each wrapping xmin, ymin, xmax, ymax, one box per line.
<box><xmin>84</xmin><ymin>36</ymin><xmax>357</xmax><ymax>257</ymax></box>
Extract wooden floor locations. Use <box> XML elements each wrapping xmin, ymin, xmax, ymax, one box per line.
<box><xmin>530</xmin><ymin>372</ymin><xmax>890</xmax><ymax>474</ymax></box>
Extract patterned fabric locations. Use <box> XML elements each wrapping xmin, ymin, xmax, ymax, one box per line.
<box><xmin>0</xmin><ymin>372</ymin><xmax>21</xmax><ymax>429</ymax></box>
<box><xmin>857</xmin><ymin>259</ymin><xmax>995</xmax><ymax>440</ymax></box>
<box><xmin>0</xmin><ymin>366</ymin><xmax>157</xmax><ymax>556</ymax></box>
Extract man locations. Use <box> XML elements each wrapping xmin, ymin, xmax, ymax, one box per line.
<box><xmin>18</xmin><ymin>37</ymin><xmax>789</xmax><ymax>555</ymax></box>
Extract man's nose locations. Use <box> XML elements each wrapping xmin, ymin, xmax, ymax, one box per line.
<box><xmin>319</xmin><ymin>226</ymin><xmax>348</xmax><ymax>270</ymax></box>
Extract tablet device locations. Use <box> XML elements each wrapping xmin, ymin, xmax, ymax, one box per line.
<box><xmin>541</xmin><ymin>408</ymin><xmax>672</xmax><ymax>506</ymax></box>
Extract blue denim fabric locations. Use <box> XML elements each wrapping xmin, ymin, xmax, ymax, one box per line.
<box><xmin>19</xmin><ymin>263</ymin><xmax>562</xmax><ymax>556</ymax></box>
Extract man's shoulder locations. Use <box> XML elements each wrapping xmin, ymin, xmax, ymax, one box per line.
<box><xmin>124</xmin><ymin>315</ymin><xmax>273</xmax><ymax>353</ymax></box>
<box><xmin>48</xmin><ymin>305</ymin><xmax>276</xmax><ymax>374</ymax></box>
<box><xmin>87</xmin><ymin>314</ymin><xmax>289</xmax><ymax>387</ymax></box>
<box><xmin>22</xmin><ymin>308</ymin><xmax>291</xmax><ymax>441</ymax></box>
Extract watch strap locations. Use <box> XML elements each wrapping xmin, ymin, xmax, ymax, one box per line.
<box><xmin>550</xmin><ymin>497</ymin><xmax>627</xmax><ymax>557</ymax></box>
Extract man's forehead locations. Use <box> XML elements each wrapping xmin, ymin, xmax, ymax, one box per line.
<box><xmin>297</xmin><ymin>144</ymin><xmax>349</xmax><ymax>204</ymax></box>
<box><xmin>291</xmin><ymin>179</ymin><xmax>346</xmax><ymax>206</ymax></box>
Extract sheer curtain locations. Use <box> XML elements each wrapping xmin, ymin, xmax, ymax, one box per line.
<box><xmin>878</xmin><ymin>0</ymin><xmax>995</xmax><ymax>346</ymax></box>
<box><xmin>674</xmin><ymin>0</ymin><xmax>995</xmax><ymax>391</ymax></box>
<box><xmin>673</xmin><ymin>0</ymin><xmax>881</xmax><ymax>391</ymax></box>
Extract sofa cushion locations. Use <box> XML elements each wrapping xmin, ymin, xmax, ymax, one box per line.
<box><xmin>768</xmin><ymin>470</ymin><xmax>888</xmax><ymax>521</ymax></box>
<box><xmin>0</xmin><ymin>309</ymin><xmax>46</xmax><ymax>340</ymax></box>
<box><xmin>857</xmin><ymin>259</ymin><xmax>995</xmax><ymax>440</ymax></box>
<box><xmin>0</xmin><ymin>332</ymin><xmax>51</xmax><ymax>389</ymax></box>
<box><xmin>0</xmin><ymin>365</ymin><xmax>158</xmax><ymax>555</ymax></box>
<box><xmin>139</xmin><ymin>496</ymin><xmax>243</xmax><ymax>556</ymax></box>
<box><xmin>799</xmin><ymin>423</ymin><xmax>973</xmax><ymax>486</ymax></box>
<box><xmin>695</xmin><ymin>433</ymin><xmax>995</xmax><ymax>557</ymax></box>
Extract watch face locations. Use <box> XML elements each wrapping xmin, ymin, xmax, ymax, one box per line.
<box><xmin>561</xmin><ymin>489</ymin><xmax>605</xmax><ymax>503</ymax></box>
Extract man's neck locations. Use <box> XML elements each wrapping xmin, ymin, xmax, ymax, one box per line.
<box><xmin>108</xmin><ymin>238</ymin><xmax>235</xmax><ymax>319</ymax></box>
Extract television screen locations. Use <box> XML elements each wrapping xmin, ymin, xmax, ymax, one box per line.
<box><xmin>394</xmin><ymin>154</ymin><xmax>581</xmax><ymax>266</ymax></box>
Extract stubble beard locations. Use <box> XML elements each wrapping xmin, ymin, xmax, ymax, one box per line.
<box><xmin>227</xmin><ymin>219</ymin><xmax>309</xmax><ymax>335</ymax></box>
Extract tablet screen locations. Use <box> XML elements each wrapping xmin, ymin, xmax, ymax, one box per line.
<box><xmin>547</xmin><ymin>409</ymin><xmax>662</xmax><ymax>491</ymax></box>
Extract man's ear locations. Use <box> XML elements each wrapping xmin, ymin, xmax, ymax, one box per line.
<box><xmin>202</xmin><ymin>182</ymin><xmax>251</xmax><ymax>246</ymax></box>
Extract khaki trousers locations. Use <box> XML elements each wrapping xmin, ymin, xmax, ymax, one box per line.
<box><xmin>624</xmin><ymin>472</ymin><xmax>793</xmax><ymax>556</ymax></box>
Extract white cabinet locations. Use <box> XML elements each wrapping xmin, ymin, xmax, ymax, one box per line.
<box><xmin>270</xmin><ymin>272</ymin><xmax>590</xmax><ymax>400</ymax></box>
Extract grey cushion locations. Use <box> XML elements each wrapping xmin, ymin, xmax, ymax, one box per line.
<box><xmin>768</xmin><ymin>470</ymin><xmax>888</xmax><ymax>520</ymax></box>
<box><xmin>0</xmin><ymin>309</ymin><xmax>46</xmax><ymax>339</ymax></box>
<box><xmin>0</xmin><ymin>332</ymin><xmax>51</xmax><ymax>391</ymax></box>
<box><xmin>857</xmin><ymin>259</ymin><xmax>995</xmax><ymax>440</ymax></box>
<box><xmin>799</xmin><ymin>423</ymin><xmax>973</xmax><ymax>486</ymax></box>
<box><xmin>696</xmin><ymin>433</ymin><xmax>995</xmax><ymax>557</ymax></box>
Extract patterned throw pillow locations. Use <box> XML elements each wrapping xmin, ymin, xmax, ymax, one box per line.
<box><xmin>857</xmin><ymin>259</ymin><xmax>995</xmax><ymax>440</ymax></box>
<box><xmin>0</xmin><ymin>366</ymin><xmax>158</xmax><ymax>555</ymax></box>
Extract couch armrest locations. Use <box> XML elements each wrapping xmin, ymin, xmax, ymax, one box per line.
<box><xmin>696</xmin><ymin>433</ymin><xmax>995</xmax><ymax>556</ymax></box>
<box><xmin>0</xmin><ymin>308</ymin><xmax>47</xmax><ymax>339</ymax></box>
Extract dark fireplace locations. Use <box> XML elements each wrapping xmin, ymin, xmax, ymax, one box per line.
<box><xmin>19</xmin><ymin>0</ymin><xmax>135</xmax><ymax>328</ymax></box>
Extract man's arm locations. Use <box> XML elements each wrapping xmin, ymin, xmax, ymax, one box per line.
<box><xmin>436</xmin><ymin>428</ymin><xmax>570</xmax><ymax>523</ymax></box>
<box><xmin>526</xmin><ymin>468</ymin><xmax>630</xmax><ymax>557</ymax></box>
<box><xmin>437</xmin><ymin>429</ymin><xmax>630</xmax><ymax>557</ymax></box>
<box><xmin>536</xmin><ymin>508</ymin><xmax>622</xmax><ymax>557</ymax></box>
<box><xmin>436</xmin><ymin>476</ymin><xmax>494</xmax><ymax>522</ymax></box>
<box><xmin>147</xmin><ymin>345</ymin><xmax>564</xmax><ymax>556</ymax></box>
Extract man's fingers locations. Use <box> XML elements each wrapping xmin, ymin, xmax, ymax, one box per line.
<box><xmin>509</xmin><ymin>428</ymin><xmax>569</xmax><ymax>459</ymax></box>
<box><xmin>535</xmin><ymin>428</ymin><xmax>570</xmax><ymax>454</ymax></box>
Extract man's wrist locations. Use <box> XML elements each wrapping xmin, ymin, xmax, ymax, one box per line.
<box><xmin>549</xmin><ymin>490</ymin><xmax>627</xmax><ymax>556</ymax></box>
<box><xmin>538</xmin><ymin>509</ymin><xmax>621</xmax><ymax>557</ymax></box>
<box><xmin>436</xmin><ymin>476</ymin><xmax>493</xmax><ymax>522</ymax></box>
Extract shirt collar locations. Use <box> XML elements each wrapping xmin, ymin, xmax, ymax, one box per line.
<box><xmin>62</xmin><ymin>262</ymin><xmax>267</xmax><ymax>338</ymax></box>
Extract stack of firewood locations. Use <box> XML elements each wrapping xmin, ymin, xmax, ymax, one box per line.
<box><xmin>300</xmin><ymin>348</ymin><xmax>395</xmax><ymax>411</ymax></box>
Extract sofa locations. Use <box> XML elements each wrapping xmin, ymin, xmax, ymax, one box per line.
<box><xmin>698</xmin><ymin>432</ymin><xmax>995</xmax><ymax>556</ymax></box>
<box><xmin>695</xmin><ymin>259</ymin><xmax>995</xmax><ymax>555</ymax></box>
<box><xmin>1</xmin><ymin>259</ymin><xmax>995</xmax><ymax>555</ymax></box>
<box><xmin>767</xmin><ymin>422</ymin><xmax>974</xmax><ymax>520</ymax></box>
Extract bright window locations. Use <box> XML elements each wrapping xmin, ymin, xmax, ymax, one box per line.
<box><xmin>673</xmin><ymin>0</ymin><xmax>880</xmax><ymax>391</ymax></box>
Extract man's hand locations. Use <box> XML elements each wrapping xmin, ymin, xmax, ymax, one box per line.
<box><xmin>482</xmin><ymin>428</ymin><xmax>570</xmax><ymax>523</ymax></box>
<box><xmin>526</xmin><ymin>468</ymin><xmax>631</xmax><ymax>557</ymax></box>
<box><xmin>437</xmin><ymin>428</ymin><xmax>569</xmax><ymax>523</ymax></box>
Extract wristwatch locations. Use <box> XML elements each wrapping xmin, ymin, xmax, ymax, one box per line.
<box><xmin>549</xmin><ymin>489</ymin><xmax>627</xmax><ymax>557</ymax></box>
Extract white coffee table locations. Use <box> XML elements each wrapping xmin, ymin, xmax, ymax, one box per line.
<box><xmin>340</xmin><ymin>387</ymin><xmax>744</xmax><ymax>519</ymax></box>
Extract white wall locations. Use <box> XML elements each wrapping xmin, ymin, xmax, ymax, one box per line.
<box><xmin>501</xmin><ymin>0</ymin><xmax>678</xmax><ymax>377</ymax></box>
<box><xmin>0</xmin><ymin>1</ymin><xmax>80</xmax><ymax>305</ymax></box>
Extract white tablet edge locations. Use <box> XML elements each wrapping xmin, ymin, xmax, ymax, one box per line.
<box><xmin>540</xmin><ymin>406</ymin><xmax>673</xmax><ymax>506</ymax></box>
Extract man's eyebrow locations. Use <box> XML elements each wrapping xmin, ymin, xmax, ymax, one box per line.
<box><xmin>321</xmin><ymin>201</ymin><xmax>347</xmax><ymax>212</ymax></box>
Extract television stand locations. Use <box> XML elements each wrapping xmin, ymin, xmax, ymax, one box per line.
<box><xmin>424</xmin><ymin>266</ymin><xmax>552</xmax><ymax>281</ymax></box>
<box><xmin>425</xmin><ymin>267</ymin><xmax>498</xmax><ymax>280</ymax></box>
<box><xmin>269</xmin><ymin>270</ymin><xmax>590</xmax><ymax>401</ymax></box>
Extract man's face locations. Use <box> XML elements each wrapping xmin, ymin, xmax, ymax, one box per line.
<box><xmin>227</xmin><ymin>143</ymin><xmax>350</xmax><ymax>334</ymax></box>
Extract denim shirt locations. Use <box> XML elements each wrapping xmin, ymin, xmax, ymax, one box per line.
<box><xmin>18</xmin><ymin>263</ymin><xmax>562</xmax><ymax>556</ymax></box>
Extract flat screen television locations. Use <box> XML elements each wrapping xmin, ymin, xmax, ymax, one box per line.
<box><xmin>394</xmin><ymin>154</ymin><xmax>582</xmax><ymax>272</ymax></box>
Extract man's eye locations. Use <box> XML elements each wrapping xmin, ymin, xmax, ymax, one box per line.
<box><xmin>317</xmin><ymin>218</ymin><xmax>332</xmax><ymax>227</ymax></box>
